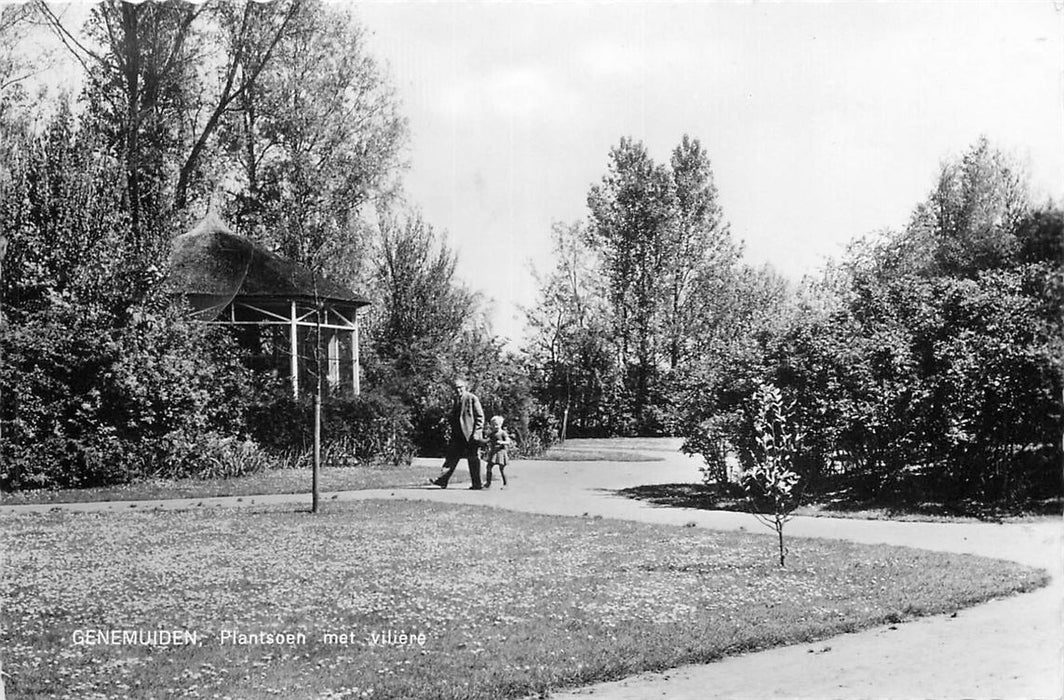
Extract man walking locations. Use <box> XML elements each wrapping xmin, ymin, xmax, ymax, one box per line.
<box><xmin>429</xmin><ymin>378</ymin><xmax>485</xmax><ymax>490</ymax></box>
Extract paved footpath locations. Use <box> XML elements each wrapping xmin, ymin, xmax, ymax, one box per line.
<box><xmin>4</xmin><ymin>440</ymin><xmax>1062</xmax><ymax>699</ymax></box>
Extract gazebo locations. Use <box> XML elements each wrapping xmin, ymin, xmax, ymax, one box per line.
<box><xmin>167</xmin><ymin>214</ymin><xmax>370</xmax><ymax>397</ymax></box>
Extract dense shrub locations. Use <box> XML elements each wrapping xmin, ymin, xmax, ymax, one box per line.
<box><xmin>157</xmin><ymin>431</ymin><xmax>273</xmax><ymax>480</ymax></box>
<box><xmin>515</xmin><ymin>400</ymin><xmax>560</xmax><ymax>458</ymax></box>
<box><xmin>0</xmin><ymin>299</ymin><xmax>254</xmax><ymax>489</ymax></box>
<box><xmin>245</xmin><ymin>384</ymin><xmax>416</xmax><ymax>466</ymax></box>
<box><xmin>681</xmin><ymin>141</ymin><xmax>1063</xmax><ymax>510</ymax></box>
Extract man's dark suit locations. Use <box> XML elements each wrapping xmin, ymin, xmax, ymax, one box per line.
<box><xmin>433</xmin><ymin>389</ymin><xmax>485</xmax><ymax>488</ymax></box>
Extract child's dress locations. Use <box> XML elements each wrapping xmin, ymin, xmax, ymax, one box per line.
<box><xmin>487</xmin><ymin>428</ymin><xmax>509</xmax><ymax>466</ymax></box>
<box><xmin>485</xmin><ymin>427</ymin><xmax>510</xmax><ymax>486</ymax></box>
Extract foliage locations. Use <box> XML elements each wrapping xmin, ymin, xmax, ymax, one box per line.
<box><xmin>365</xmin><ymin>209</ymin><xmax>475</xmax><ymax>384</ymax></box>
<box><xmin>525</xmin><ymin>221</ymin><xmax>624</xmax><ymax>439</ymax></box>
<box><xmin>0</xmin><ymin>105</ymin><xmax>156</xmax><ymax>311</ymax></box>
<box><xmin>528</xmin><ymin>135</ymin><xmax>744</xmax><ymax>437</ymax></box>
<box><xmin>244</xmin><ymin>383</ymin><xmax>417</xmax><ymax>467</ymax></box>
<box><xmin>585</xmin><ymin>137</ymin><xmax>676</xmax><ymax>428</ymax></box>
<box><xmin>38</xmin><ymin>0</ymin><xmax>405</xmax><ymax>285</ymax></box>
<box><xmin>358</xmin><ymin>208</ymin><xmax>476</xmax><ymax>453</ymax></box>
<box><xmin>681</xmin><ymin>138</ymin><xmax>1063</xmax><ymax>510</ymax></box>
<box><xmin>1</xmin><ymin>6</ymin><xmax>448</xmax><ymax>490</ymax></box>
<box><xmin>0</xmin><ymin>110</ymin><xmax>254</xmax><ymax>490</ymax></box>
<box><xmin>740</xmin><ymin>383</ymin><xmax>805</xmax><ymax>567</ymax></box>
<box><xmin>158</xmin><ymin>431</ymin><xmax>273</xmax><ymax>480</ymax></box>
<box><xmin>679</xmin><ymin>263</ymin><xmax>791</xmax><ymax>481</ymax></box>
<box><xmin>0</xmin><ymin>4</ymin><xmax>36</xmax><ymax>126</ymax></box>
<box><xmin>220</xmin><ymin>0</ymin><xmax>407</xmax><ymax>286</ymax></box>
<box><xmin>0</xmin><ymin>297</ymin><xmax>254</xmax><ymax>490</ymax></box>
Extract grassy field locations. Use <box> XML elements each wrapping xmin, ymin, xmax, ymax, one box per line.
<box><xmin>532</xmin><ymin>447</ymin><xmax>663</xmax><ymax>463</ymax></box>
<box><xmin>0</xmin><ymin>463</ymin><xmax>431</xmax><ymax>507</ymax></box>
<box><xmin>0</xmin><ymin>500</ymin><xmax>1047</xmax><ymax>699</ymax></box>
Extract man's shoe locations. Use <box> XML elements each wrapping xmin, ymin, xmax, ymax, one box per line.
<box><xmin>428</xmin><ymin>478</ymin><xmax>447</xmax><ymax>489</ymax></box>
<box><xmin>468</xmin><ymin>486</ymin><xmax>482</xmax><ymax>490</ymax></box>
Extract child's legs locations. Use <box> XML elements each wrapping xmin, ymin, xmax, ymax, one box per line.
<box><xmin>499</xmin><ymin>465</ymin><xmax>507</xmax><ymax>485</ymax></box>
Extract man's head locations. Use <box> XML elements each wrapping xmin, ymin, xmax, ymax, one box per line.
<box><xmin>452</xmin><ymin>379</ymin><xmax>468</xmax><ymax>397</ymax></box>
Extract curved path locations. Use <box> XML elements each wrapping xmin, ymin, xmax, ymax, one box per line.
<box><xmin>5</xmin><ymin>439</ymin><xmax>1061</xmax><ymax>699</ymax></box>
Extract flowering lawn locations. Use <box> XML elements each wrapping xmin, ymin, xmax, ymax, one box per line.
<box><xmin>0</xmin><ymin>464</ymin><xmax>429</xmax><ymax>507</ymax></box>
<box><xmin>1</xmin><ymin>500</ymin><xmax>1046</xmax><ymax>699</ymax></box>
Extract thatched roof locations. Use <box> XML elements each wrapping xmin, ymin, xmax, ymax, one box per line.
<box><xmin>166</xmin><ymin>214</ymin><xmax>370</xmax><ymax>315</ymax></box>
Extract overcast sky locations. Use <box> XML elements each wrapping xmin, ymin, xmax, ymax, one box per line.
<box><xmin>353</xmin><ymin>1</ymin><xmax>1064</xmax><ymax>342</ymax></box>
<box><xmin>16</xmin><ymin>2</ymin><xmax>1064</xmax><ymax>343</ymax></box>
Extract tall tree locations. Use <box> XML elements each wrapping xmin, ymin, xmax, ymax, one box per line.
<box><xmin>366</xmin><ymin>208</ymin><xmax>475</xmax><ymax>382</ymax></box>
<box><xmin>0</xmin><ymin>4</ymin><xmax>35</xmax><ymax>123</ymax></box>
<box><xmin>36</xmin><ymin>0</ymin><xmax>305</xmax><ymax>242</ymax></box>
<box><xmin>525</xmin><ymin>221</ymin><xmax>617</xmax><ymax>438</ymax></box>
<box><xmin>583</xmin><ymin>134</ymin><xmax>741</xmax><ymax>432</ymax></box>
<box><xmin>38</xmin><ymin>0</ymin><xmax>206</xmax><ymax>248</ymax></box>
<box><xmin>173</xmin><ymin>0</ymin><xmax>302</xmax><ymax>210</ymax></box>
<box><xmin>586</xmin><ymin>137</ymin><xmax>676</xmax><ymax>425</ymax></box>
<box><xmin>907</xmin><ymin>135</ymin><xmax>1030</xmax><ymax>276</ymax></box>
<box><xmin>220</xmin><ymin>1</ymin><xmax>407</xmax><ymax>285</ymax></box>
<box><xmin>666</xmin><ymin>134</ymin><xmax>740</xmax><ymax>370</ymax></box>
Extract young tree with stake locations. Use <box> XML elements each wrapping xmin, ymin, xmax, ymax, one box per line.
<box><xmin>741</xmin><ymin>383</ymin><xmax>805</xmax><ymax>567</ymax></box>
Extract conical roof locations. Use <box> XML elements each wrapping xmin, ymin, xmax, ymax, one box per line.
<box><xmin>166</xmin><ymin>214</ymin><xmax>369</xmax><ymax>316</ymax></box>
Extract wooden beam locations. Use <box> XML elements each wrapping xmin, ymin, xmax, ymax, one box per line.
<box><xmin>289</xmin><ymin>299</ymin><xmax>299</xmax><ymax>398</ymax></box>
<box><xmin>352</xmin><ymin>312</ymin><xmax>360</xmax><ymax>395</ymax></box>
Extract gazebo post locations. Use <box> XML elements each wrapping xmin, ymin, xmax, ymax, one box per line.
<box><xmin>352</xmin><ymin>312</ymin><xmax>360</xmax><ymax>395</ymax></box>
<box><xmin>289</xmin><ymin>300</ymin><xmax>299</xmax><ymax>398</ymax></box>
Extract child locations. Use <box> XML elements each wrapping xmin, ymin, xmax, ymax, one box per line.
<box><xmin>484</xmin><ymin>415</ymin><xmax>511</xmax><ymax>488</ymax></box>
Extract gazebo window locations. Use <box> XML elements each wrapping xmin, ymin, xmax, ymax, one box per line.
<box><xmin>327</xmin><ymin>333</ymin><xmax>341</xmax><ymax>388</ymax></box>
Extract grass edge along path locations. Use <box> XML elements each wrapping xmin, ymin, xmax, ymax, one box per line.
<box><xmin>0</xmin><ymin>464</ymin><xmax>431</xmax><ymax>507</ymax></box>
<box><xmin>0</xmin><ymin>444</ymin><xmax>661</xmax><ymax>508</ymax></box>
<box><xmin>0</xmin><ymin>499</ymin><xmax>1049</xmax><ymax>700</ymax></box>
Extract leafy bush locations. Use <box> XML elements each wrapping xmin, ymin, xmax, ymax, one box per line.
<box><xmin>682</xmin><ymin>142</ymin><xmax>1063</xmax><ymax>512</ymax></box>
<box><xmin>245</xmin><ymin>384</ymin><xmax>416</xmax><ymax>467</ymax></box>
<box><xmin>157</xmin><ymin>431</ymin><xmax>273</xmax><ymax>480</ymax></box>
<box><xmin>510</xmin><ymin>399</ymin><xmax>559</xmax><ymax>458</ymax></box>
<box><xmin>0</xmin><ymin>299</ymin><xmax>254</xmax><ymax>490</ymax></box>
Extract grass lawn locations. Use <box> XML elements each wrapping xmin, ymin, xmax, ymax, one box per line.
<box><xmin>0</xmin><ymin>463</ymin><xmax>431</xmax><ymax>507</ymax></box>
<box><xmin>0</xmin><ymin>500</ymin><xmax>1047</xmax><ymax>699</ymax></box>
<box><xmin>542</xmin><ymin>437</ymin><xmax>678</xmax><ymax>458</ymax></box>
<box><xmin>530</xmin><ymin>447</ymin><xmax>662</xmax><ymax>463</ymax></box>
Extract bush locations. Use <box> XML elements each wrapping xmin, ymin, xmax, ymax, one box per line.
<box><xmin>511</xmin><ymin>399</ymin><xmax>559</xmax><ymax>458</ymax></box>
<box><xmin>245</xmin><ymin>384</ymin><xmax>416</xmax><ymax>467</ymax></box>
<box><xmin>0</xmin><ymin>299</ymin><xmax>253</xmax><ymax>490</ymax></box>
<box><xmin>157</xmin><ymin>431</ymin><xmax>273</xmax><ymax>480</ymax></box>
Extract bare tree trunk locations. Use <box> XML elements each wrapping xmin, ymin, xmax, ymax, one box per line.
<box><xmin>560</xmin><ymin>369</ymin><xmax>571</xmax><ymax>442</ymax></box>
<box><xmin>311</xmin><ymin>296</ymin><xmax>324</xmax><ymax>514</ymax></box>
<box><xmin>776</xmin><ymin>520</ymin><xmax>786</xmax><ymax>567</ymax></box>
<box><xmin>312</xmin><ymin>378</ymin><xmax>321</xmax><ymax>513</ymax></box>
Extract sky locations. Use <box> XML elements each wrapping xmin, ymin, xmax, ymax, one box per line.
<box><xmin>351</xmin><ymin>1</ymin><xmax>1064</xmax><ymax>342</ymax></box>
<box><xmin>12</xmin><ymin>1</ymin><xmax>1064</xmax><ymax>343</ymax></box>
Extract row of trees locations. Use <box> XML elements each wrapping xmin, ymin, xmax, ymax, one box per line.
<box><xmin>526</xmin><ymin>136</ymin><xmax>781</xmax><ymax>437</ymax></box>
<box><xmin>0</xmin><ymin>1</ymin><xmax>552</xmax><ymax>490</ymax></box>
<box><xmin>2</xmin><ymin>2</ymin><xmax>1058</xmax><ymax>509</ymax></box>
<box><xmin>527</xmin><ymin>136</ymin><xmax>1061</xmax><ymax>508</ymax></box>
